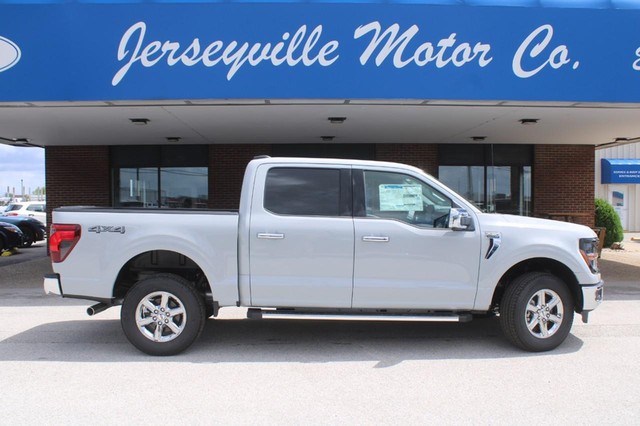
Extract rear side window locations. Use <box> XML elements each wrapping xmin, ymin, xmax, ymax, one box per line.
<box><xmin>264</xmin><ymin>168</ymin><xmax>341</xmax><ymax>216</ymax></box>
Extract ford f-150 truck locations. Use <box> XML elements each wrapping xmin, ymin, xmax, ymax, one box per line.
<box><xmin>44</xmin><ymin>157</ymin><xmax>603</xmax><ymax>355</ymax></box>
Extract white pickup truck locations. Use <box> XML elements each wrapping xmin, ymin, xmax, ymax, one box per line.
<box><xmin>45</xmin><ymin>157</ymin><xmax>603</xmax><ymax>355</ymax></box>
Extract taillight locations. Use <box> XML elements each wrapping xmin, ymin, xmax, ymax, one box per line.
<box><xmin>6</xmin><ymin>212</ymin><xmax>18</xmax><ymax>216</ymax></box>
<box><xmin>49</xmin><ymin>224</ymin><xmax>81</xmax><ymax>263</ymax></box>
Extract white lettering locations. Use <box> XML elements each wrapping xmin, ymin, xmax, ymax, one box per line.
<box><xmin>113</xmin><ymin>22</ymin><xmax>146</xmax><ymax>85</ymax></box>
<box><xmin>513</xmin><ymin>24</ymin><xmax>574</xmax><ymax>78</ymax></box>
<box><xmin>112</xmin><ymin>22</ymin><xmax>340</xmax><ymax>85</ymax></box>
<box><xmin>355</xmin><ymin>22</ymin><xmax>417</xmax><ymax>67</ymax></box>
<box><xmin>354</xmin><ymin>21</ymin><xmax>493</xmax><ymax>70</ymax></box>
<box><xmin>634</xmin><ymin>47</ymin><xmax>640</xmax><ymax>71</ymax></box>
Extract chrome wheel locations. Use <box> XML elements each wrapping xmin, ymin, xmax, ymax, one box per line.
<box><xmin>525</xmin><ymin>289</ymin><xmax>564</xmax><ymax>338</ymax></box>
<box><xmin>135</xmin><ymin>291</ymin><xmax>187</xmax><ymax>342</ymax></box>
<box><xmin>501</xmin><ymin>272</ymin><xmax>574</xmax><ymax>352</ymax></box>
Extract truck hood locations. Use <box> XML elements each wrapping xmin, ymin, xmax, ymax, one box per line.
<box><xmin>476</xmin><ymin>213</ymin><xmax>596</xmax><ymax>239</ymax></box>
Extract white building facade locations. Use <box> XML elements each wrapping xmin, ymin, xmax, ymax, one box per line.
<box><xmin>596</xmin><ymin>143</ymin><xmax>640</xmax><ymax>231</ymax></box>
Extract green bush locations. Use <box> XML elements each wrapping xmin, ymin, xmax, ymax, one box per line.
<box><xmin>595</xmin><ymin>198</ymin><xmax>624</xmax><ymax>247</ymax></box>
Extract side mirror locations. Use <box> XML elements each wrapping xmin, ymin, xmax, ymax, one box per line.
<box><xmin>449</xmin><ymin>208</ymin><xmax>473</xmax><ymax>231</ymax></box>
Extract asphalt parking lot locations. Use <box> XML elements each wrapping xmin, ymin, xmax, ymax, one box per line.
<box><xmin>1</xmin><ymin>240</ymin><xmax>639</xmax><ymax>424</ymax></box>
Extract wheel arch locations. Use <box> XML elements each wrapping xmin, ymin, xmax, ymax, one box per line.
<box><xmin>491</xmin><ymin>257</ymin><xmax>583</xmax><ymax>313</ymax></box>
<box><xmin>112</xmin><ymin>249</ymin><xmax>215</xmax><ymax>313</ymax></box>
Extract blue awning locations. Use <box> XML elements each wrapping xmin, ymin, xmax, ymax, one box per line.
<box><xmin>601</xmin><ymin>159</ymin><xmax>640</xmax><ymax>184</ymax></box>
<box><xmin>1</xmin><ymin>0</ymin><xmax>640</xmax><ymax>6</ymax></box>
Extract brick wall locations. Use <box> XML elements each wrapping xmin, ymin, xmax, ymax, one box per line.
<box><xmin>375</xmin><ymin>144</ymin><xmax>439</xmax><ymax>176</ymax></box>
<box><xmin>44</xmin><ymin>143</ymin><xmax>595</xmax><ymax>226</ymax></box>
<box><xmin>207</xmin><ymin>144</ymin><xmax>437</xmax><ymax>210</ymax></box>
<box><xmin>533</xmin><ymin>145</ymin><xmax>595</xmax><ymax>227</ymax></box>
<box><xmin>209</xmin><ymin>144</ymin><xmax>272</xmax><ymax>209</ymax></box>
<box><xmin>45</xmin><ymin>145</ymin><xmax>110</xmax><ymax>225</ymax></box>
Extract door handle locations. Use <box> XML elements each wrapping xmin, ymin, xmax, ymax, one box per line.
<box><xmin>257</xmin><ymin>233</ymin><xmax>285</xmax><ymax>240</ymax></box>
<box><xmin>362</xmin><ymin>236</ymin><xmax>390</xmax><ymax>242</ymax></box>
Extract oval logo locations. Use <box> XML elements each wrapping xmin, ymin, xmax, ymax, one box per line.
<box><xmin>0</xmin><ymin>36</ymin><xmax>21</xmax><ymax>72</ymax></box>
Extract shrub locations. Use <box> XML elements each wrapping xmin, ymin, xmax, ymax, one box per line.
<box><xmin>595</xmin><ymin>198</ymin><xmax>624</xmax><ymax>247</ymax></box>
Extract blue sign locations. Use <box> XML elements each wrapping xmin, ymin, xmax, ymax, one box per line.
<box><xmin>601</xmin><ymin>159</ymin><xmax>640</xmax><ymax>184</ymax></box>
<box><xmin>1</xmin><ymin>4</ymin><xmax>640</xmax><ymax>102</ymax></box>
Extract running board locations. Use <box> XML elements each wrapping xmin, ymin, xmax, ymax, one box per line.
<box><xmin>247</xmin><ymin>309</ymin><xmax>472</xmax><ymax>323</ymax></box>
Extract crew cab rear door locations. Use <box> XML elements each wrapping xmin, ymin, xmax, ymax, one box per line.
<box><xmin>248</xmin><ymin>164</ymin><xmax>354</xmax><ymax>308</ymax></box>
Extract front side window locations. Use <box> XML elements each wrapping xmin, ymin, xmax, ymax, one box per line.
<box><xmin>363</xmin><ymin>170</ymin><xmax>452</xmax><ymax>228</ymax></box>
<box><xmin>264</xmin><ymin>168</ymin><xmax>341</xmax><ymax>216</ymax></box>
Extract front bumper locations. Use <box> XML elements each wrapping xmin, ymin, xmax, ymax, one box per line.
<box><xmin>44</xmin><ymin>273</ymin><xmax>63</xmax><ymax>296</ymax></box>
<box><xmin>581</xmin><ymin>280</ymin><xmax>604</xmax><ymax>312</ymax></box>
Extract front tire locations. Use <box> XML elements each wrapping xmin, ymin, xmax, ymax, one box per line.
<box><xmin>121</xmin><ymin>274</ymin><xmax>206</xmax><ymax>356</ymax></box>
<box><xmin>20</xmin><ymin>227</ymin><xmax>34</xmax><ymax>248</ymax></box>
<box><xmin>500</xmin><ymin>272</ymin><xmax>574</xmax><ymax>352</ymax></box>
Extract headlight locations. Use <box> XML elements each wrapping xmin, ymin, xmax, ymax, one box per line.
<box><xmin>1</xmin><ymin>224</ymin><xmax>20</xmax><ymax>233</ymax></box>
<box><xmin>580</xmin><ymin>237</ymin><xmax>599</xmax><ymax>273</ymax></box>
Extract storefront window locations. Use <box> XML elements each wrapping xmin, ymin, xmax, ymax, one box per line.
<box><xmin>111</xmin><ymin>146</ymin><xmax>208</xmax><ymax>209</ymax></box>
<box><xmin>439</xmin><ymin>166</ymin><xmax>485</xmax><ymax>210</ymax></box>
<box><xmin>160</xmin><ymin>167</ymin><xmax>208</xmax><ymax>208</ymax></box>
<box><xmin>438</xmin><ymin>145</ymin><xmax>532</xmax><ymax>216</ymax></box>
<box><xmin>118</xmin><ymin>168</ymin><xmax>159</xmax><ymax>208</ymax></box>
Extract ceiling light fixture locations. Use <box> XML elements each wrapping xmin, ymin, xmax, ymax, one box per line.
<box><xmin>328</xmin><ymin>117</ymin><xmax>347</xmax><ymax>124</ymax></box>
<box><xmin>321</xmin><ymin>136</ymin><xmax>335</xmax><ymax>142</ymax></box>
<box><xmin>166</xmin><ymin>137</ymin><xmax>182</xmax><ymax>143</ymax></box>
<box><xmin>130</xmin><ymin>118</ymin><xmax>150</xmax><ymax>125</ymax></box>
<box><xmin>471</xmin><ymin>136</ymin><xmax>486</xmax><ymax>142</ymax></box>
<box><xmin>519</xmin><ymin>118</ymin><xmax>539</xmax><ymax>125</ymax></box>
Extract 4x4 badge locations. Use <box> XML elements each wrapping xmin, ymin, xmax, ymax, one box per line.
<box><xmin>88</xmin><ymin>225</ymin><xmax>126</xmax><ymax>234</ymax></box>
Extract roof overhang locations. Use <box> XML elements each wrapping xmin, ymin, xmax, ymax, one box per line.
<box><xmin>1</xmin><ymin>100</ymin><xmax>639</xmax><ymax>148</ymax></box>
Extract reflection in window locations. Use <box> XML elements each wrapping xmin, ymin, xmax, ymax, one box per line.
<box><xmin>118</xmin><ymin>168</ymin><xmax>159</xmax><ymax>208</ymax></box>
<box><xmin>439</xmin><ymin>165</ymin><xmax>531</xmax><ymax>215</ymax></box>
<box><xmin>439</xmin><ymin>166</ymin><xmax>485</xmax><ymax>210</ymax></box>
<box><xmin>116</xmin><ymin>167</ymin><xmax>207</xmax><ymax>209</ymax></box>
<box><xmin>160</xmin><ymin>168</ymin><xmax>208</xmax><ymax>208</ymax></box>
<box><xmin>264</xmin><ymin>168</ymin><xmax>341</xmax><ymax>216</ymax></box>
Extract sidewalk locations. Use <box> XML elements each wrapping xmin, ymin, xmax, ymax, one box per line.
<box><xmin>599</xmin><ymin>232</ymin><xmax>640</xmax><ymax>282</ymax></box>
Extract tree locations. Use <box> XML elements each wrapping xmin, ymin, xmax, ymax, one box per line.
<box><xmin>594</xmin><ymin>198</ymin><xmax>624</xmax><ymax>248</ymax></box>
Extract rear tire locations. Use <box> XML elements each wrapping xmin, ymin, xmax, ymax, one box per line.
<box><xmin>121</xmin><ymin>274</ymin><xmax>206</xmax><ymax>356</ymax></box>
<box><xmin>500</xmin><ymin>272</ymin><xmax>574</xmax><ymax>352</ymax></box>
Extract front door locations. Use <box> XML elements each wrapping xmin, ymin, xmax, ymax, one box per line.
<box><xmin>249</xmin><ymin>165</ymin><xmax>354</xmax><ymax>308</ymax></box>
<box><xmin>609</xmin><ymin>186</ymin><xmax>628</xmax><ymax>231</ymax></box>
<box><xmin>352</xmin><ymin>169</ymin><xmax>482</xmax><ymax>310</ymax></box>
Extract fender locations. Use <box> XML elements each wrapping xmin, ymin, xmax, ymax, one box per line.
<box><xmin>474</xmin><ymin>242</ymin><xmax>597</xmax><ymax>310</ymax></box>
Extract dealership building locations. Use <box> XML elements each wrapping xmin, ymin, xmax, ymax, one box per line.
<box><xmin>1</xmin><ymin>0</ymin><xmax>640</xmax><ymax>228</ymax></box>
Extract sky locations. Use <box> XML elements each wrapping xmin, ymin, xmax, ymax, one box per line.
<box><xmin>0</xmin><ymin>144</ymin><xmax>45</xmax><ymax>198</ymax></box>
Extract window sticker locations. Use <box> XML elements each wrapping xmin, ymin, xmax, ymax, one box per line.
<box><xmin>379</xmin><ymin>184</ymin><xmax>423</xmax><ymax>211</ymax></box>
